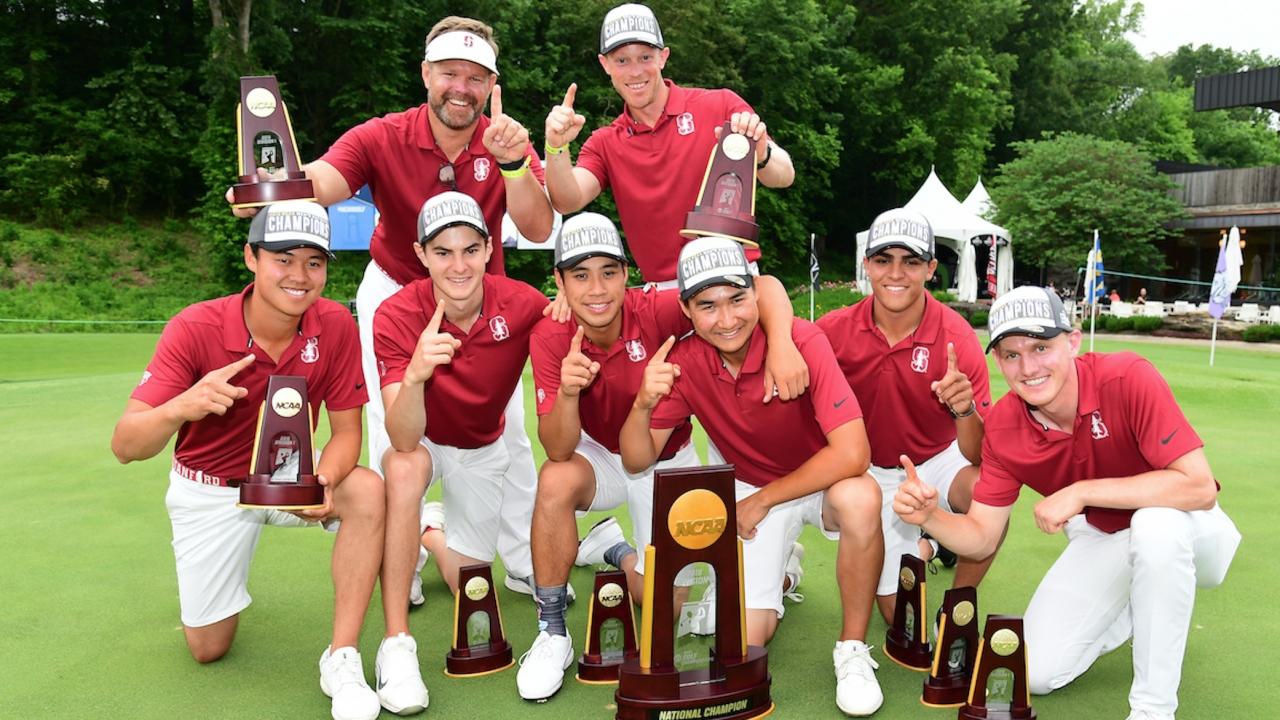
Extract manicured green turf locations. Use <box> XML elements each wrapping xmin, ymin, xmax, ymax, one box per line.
<box><xmin>0</xmin><ymin>333</ymin><xmax>1272</xmax><ymax>718</ymax></box>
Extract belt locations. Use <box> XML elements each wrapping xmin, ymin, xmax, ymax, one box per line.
<box><xmin>172</xmin><ymin>459</ymin><xmax>231</xmax><ymax>487</ymax></box>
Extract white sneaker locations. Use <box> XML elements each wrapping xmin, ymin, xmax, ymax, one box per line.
<box><xmin>409</xmin><ymin>502</ymin><xmax>445</xmax><ymax>607</ymax></box>
<box><xmin>319</xmin><ymin>646</ymin><xmax>380</xmax><ymax>720</ymax></box>
<box><xmin>505</xmin><ymin>573</ymin><xmax>576</xmax><ymax>603</ymax></box>
<box><xmin>575</xmin><ymin>516</ymin><xmax>627</xmax><ymax>567</ymax></box>
<box><xmin>375</xmin><ymin>633</ymin><xmax>429</xmax><ymax>715</ymax></box>
<box><xmin>784</xmin><ymin>542</ymin><xmax>806</xmax><ymax>603</ymax></box>
<box><xmin>516</xmin><ymin>631</ymin><xmax>575</xmax><ymax>701</ymax></box>
<box><xmin>1126</xmin><ymin>711</ymin><xmax>1174</xmax><ymax>720</ymax></box>
<box><xmin>833</xmin><ymin>640</ymin><xmax>883</xmax><ymax>716</ymax></box>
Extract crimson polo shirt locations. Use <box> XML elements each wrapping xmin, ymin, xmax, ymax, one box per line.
<box><xmin>650</xmin><ymin>320</ymin><xmax>863</xmax><ymax>488</ymax></box>
<box><xmin>577</xmin><ymin>81</ymin><xmax>755</xmax><ymax>281</ymax></box>
<box><xmin>817</xmin><ymin>294</ymin><xmax>993</xmax><ymax>468</ymax></box>
<box><xmin>320</xmin><ymin>105</ymin><xmax>546</xmax><ymax>285</ymax></box>
<box><xmin>373</xmin><ymin>274</ymin><xmax>547</xmax><ymax>448</ymax></box>
<box><xmin>530</xmin><ymin>288</ymin><xmax>693</xmax><ymax>458</ymax></box>
<box><xmin>130</xmin><ymin>285</ymin><xmax>367</xmax><ymax>480</ymax></box>
<box><xmin>973</xmin><ymin>352</ymin><xmax>1205</xmax><ymax>533</ymax></box>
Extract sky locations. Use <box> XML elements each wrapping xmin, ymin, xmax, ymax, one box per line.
<box><xmin>1126</xmin><ymin>0</ymin><xmax>1280</xmax><ymax>61</ymax></box>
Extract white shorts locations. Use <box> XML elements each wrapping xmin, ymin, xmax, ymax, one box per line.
<box><xmin>420</xmin><ymin>436</ymin><xmax>510</xmax><ymax>563</ymax></box>
<box><xmin>869</xmin><ymin>441</ymin><xmax>969</xmax><ymax>596</ymax></box>
<box><xmin>165</xmin><ymin>472</ymin><xmax>334</xmax><ymax>627</ymax></box>
<box><xmin>571</xmin><ymin>434</ymin><xmax>700</xmax><ymax>576</ymax></box>
<box><xmin>738</xmin><ymin>481</ymin><xmax>837</xmax><ymax>618</ymax></box>
<box><xmin>356</xmin><ymin>260</ymin><xmax>402</xmax><ymax>477</ymax></box>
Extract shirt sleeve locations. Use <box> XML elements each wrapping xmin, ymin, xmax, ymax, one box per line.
<box><xmin>801</xmin><ymin>327</ymin><xmax>863</xmax><ymax>434</ymax></box>
<box><xmin>647</xmin><ymin>289</ymin><xmax>694</xmax><ymax>339</ymax></box>
<box><xmin>973</xmin><ymin>437</ymin><xmax>1022</xmax><ymax>507</ymax></box>
<box><xmin>372</xmin><ymin>298</ymin><xmax>417</xmax><ymax>389</ymax></box>
<box><xmin>318</xmin><ymin>118</ymin><xmax>377</xmax><ymax>197</ymax></box>
<box><xmin>720</xmin><ymin>88</ymin><xmax>753</xmax><ymax>116</ymax></box>
<box><xmin>529</xmin><ymin>324</ymin><xmax>565</xmax><ymax>417</ymax></box>
<box><xmin>319</xmin><ymin>310</ymin><xmax>368</xmax><ymax>411</ymax></box>
<box><xmin>576</xmin><ymin>130</ymin><xmax>610</xmax><ymax>191</ymax></box>
<box><xmin>130</xmin><ymin>315</ymin><xmax>202</xmax><ymax>408</ymax></box>
<box><xmin>1124</xmin><ymin>358</ymin><xmax>1203</xmax><ymax>468</ymax></box>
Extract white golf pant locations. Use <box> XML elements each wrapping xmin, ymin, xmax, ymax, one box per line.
<box><xmin>356</xmin><ymin>259</ymin><xmax>537</xmax><ymax>579</ymax></box>
<box><xmin>1024</xmin><ymin>504</ymin><xmax>1239</xmax><ymax>716</ymax></box>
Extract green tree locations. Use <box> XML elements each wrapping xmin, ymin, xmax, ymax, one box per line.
<box><xmin>989</xmin><ymin>132</ymin><xmax>1186</xmax><ymax>278</ymax></box>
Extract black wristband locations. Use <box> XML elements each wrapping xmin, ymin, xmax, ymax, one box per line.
<box><xmin>756</xmin><ymin>143</ymin><xmax>773</xmax><ymax>170</ymax></box>
<box><xmin>950</xmin><ymin>402</ymin><xmax>977</xmax><ymax>419</ymax></box>
<box><xmin>498</xmin><ymin>157</ymin><xmax>527</xmax><ymax>172</ymax></box>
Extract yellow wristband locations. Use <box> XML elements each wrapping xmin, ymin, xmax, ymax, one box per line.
<box><xmin>544</xmin><ymin>142</ymin><xmax>569</xmax><ymax>156</ymax></box>
<box><xmin>499</xmin><ymin>157</ymin><xmax>531</xmax><ymax>179</ymax></box>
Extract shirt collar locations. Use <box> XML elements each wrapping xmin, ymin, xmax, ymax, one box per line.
<box><xmin>1074</xmin><ymin>355</ymin><xmax>1100</xmax><ymax>418</ymax></box>
<box><xmin>222</xmin><ymin>283</ymin><xmax>321</xmax><ymax>354</ymax></box>
<box><xmin>414</xmin><ymin>105</ymin><xmax>491</xmax><ymax>160</ymax></box>
<box><xmin>621</xmin><ymin>80</ymin><xmax>684</xmax><ymax>133</ymax></box>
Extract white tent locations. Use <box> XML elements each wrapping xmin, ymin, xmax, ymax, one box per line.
<box><xmin>962</xmin><ymin>177</ymin><xmax>1014</xmax><ymax>297</ymax></box>
<box><xmin>856</xmin><ymin>169</ymin><xmax>1012</xmax><ymax>301</ymax></box>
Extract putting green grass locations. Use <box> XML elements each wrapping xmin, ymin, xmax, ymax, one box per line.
<box><xmin>0</xmin><ymin>333</ymin><xmax>1272</xmax><ymax>718</ymax></box>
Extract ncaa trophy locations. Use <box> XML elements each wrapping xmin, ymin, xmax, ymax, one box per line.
<box><xmin>959</xmin><ymin>615</ymin><xmax>1036</xmax><ymax>720</ymax></box>
<box><xmin>577</xmin><ymin>570</ymin><xmax>639</xmax><ymax>684</ymax></box>
<box><xmin>445</xmin><ymin>563</ymin><xmax>514</xmax><ymax>677</ymax></box>
<box><xmin>922</xmin><ymin>586</ymin><xmax>979</xmax><ymax>707</ymax></box>
<box><xmin>615</xmin><ymin>465</ymin><xmax>772</xmax><ymax>720</ymax></box>
<box><xmin>885</xmin><ymin>553</ymin><xmax>933</xmax><ymax>671</ymax></box>
<box><xmin>680</xmin><ymin>121</ymin><xmax>760</xmax><ymax>248</ymax></box>
<box><xmin>232</xmin><ymin>375</ymin><xmax>324</xmax><ymax>509</ymax></box>
<box><xmin>230</xmin><ymin>76</ymin><xmax>315</xmax><ymax>208</ymax></box>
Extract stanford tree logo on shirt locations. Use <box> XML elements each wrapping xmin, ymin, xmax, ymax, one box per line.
<box><xmin>626</xmin><ymin>339</ymin><xmax>647</xmax><ymax>362</ymax></box>
<box><xmin>910</xmin><ymin>346</ymin><xmax>930</xmax><ymax>374</ymax></box>
<box><xmin>473</xmin><ymin>157</ymin><xmax>491</xmax><ymax>182</ymax></box>
<box><xmin>489</xmin><ymin>315</ymin><xmax>510</xmax><ymax>341</ymax></box>
<box><xmin>1090</xmin><ymin>411</ymin><xmax>1109</xmax><ymax>440</ymax></box>
<box><xmin>300</xmin><ymin>337</ymin><xmax>319</xmax><ymax>364</ymax></box>
<box><xmin>676</xmin><ymin>112</ymin><xmax>695</xmax><ymax>136</ymax></box>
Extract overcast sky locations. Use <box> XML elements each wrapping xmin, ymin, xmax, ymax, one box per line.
<box><xmin>1126</xmin><ymin>0</ymin><xmax>1280</xmax><ymax>61</ymax></box>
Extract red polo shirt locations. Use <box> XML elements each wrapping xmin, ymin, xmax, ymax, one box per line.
<box><xmin>373</xmin><ymin>275</ymin><xmax>547</xmax><ymax>448</ymax></box>
<box><xmin>973</xmin><ymin>352</ymin><xmax>1205</xmax><ymax>533</ymax></box>
<box><xmin>817</xmin><ymin>294</ymin><xmax>992</xmax><ymax>467</ymax></box>
<box><xmin>530</xmin><ymin>288</ymin><xmax>693</xmax><ymax>458</ymax></box>
<box><xmin>650</xmin><ymin>320</ymin><xmax>862</xmax><ymax>487</ymax></box>
<box><xmin>320</xmin><ymin>105</ymin><xmax>545</xmax><ymax>284</ymax></box>
<box><xmin>131</xmin><ymin>285</ymin><xmax>366</xmax><ymax>480</ymax></box>
<box><xmin>577</xmin><ymin>81</ymin><xmax>755</xmax><ymax>281</ymax></box>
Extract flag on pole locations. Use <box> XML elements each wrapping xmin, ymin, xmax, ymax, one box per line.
<box><xmin>809</xmin><ymin>235</ymin><xmax>820</xmax><ymax>291</ymax></box>
<box><xmin>985</xmin><ymin>237</ymin><xmax>998</xmax><ymax>299</ymax></box>
<box><xmin>1208</xmin><ymin>226</ymin><xmax>1245</xmax><ymax>319</ymax></box>
<box><xmin>1083</xmin><ymin>230</ymin><xmax>1105</xmax><ymax>304</ymax></box>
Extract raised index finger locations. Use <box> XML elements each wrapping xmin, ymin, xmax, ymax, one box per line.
<box><xmin>570</xmin><ymin>325</ymin><xmax>585</xmax><ymax>354</ymax></box>
<box><xmin>562</xmin><ymin>83</ymin><xmax>577</xmax><ymax>109</ymax></box>
<box><xmin>211</xmin><ymin>353</ymin><xmax>256</xmax><ymax>380</ymax></box>
<box><xmin>652</xmin><ymin>335</ymin><xmax>676</xmax><ymax>364</ymax></box>
<box><xmin>489</xmin><ymin>84</ymin><xmax>503</xmax><ymax>118</ymax></box>
<box><xmin>900</xmin><ymin>454</ymin><xmax>921</xmax><ymax>483</ymax></box>
<box><xmin>425</xmin><ymin>302</ymin><xmax>446</xmax><ymax>335</ymax></box>
<box><xmin>947</xmin><ymin>342</ymin><xmax>958</xmax><ymax>372</ymax></box>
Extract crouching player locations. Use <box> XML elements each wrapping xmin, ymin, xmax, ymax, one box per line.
<box><xmin>894</xmin><ymin>286</ymin><xmax>1241</xmax><ymax>720</ymax></box>
<box><xmin>517</xmin><ymin>214</ymin><xmax>809</xmax><ymax>701</ymax></box>
<box><xmin>620</xmin><ymin>237</ymin><xmax>887</xmax><ymax>717</ymax></box>
<box><xmin>111</xmin><ymin>200</ymin><xmax>387</xmax><ymax>720</ymax></box>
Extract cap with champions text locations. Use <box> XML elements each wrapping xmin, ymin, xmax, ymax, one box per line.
<box><xmin>677</xmin><ymin>236</ymin><xmax>754</xmax><ymax>302</ymax></box>
<box><xmin>986</xmin><ymin>285</ymin><xmax>1074</xmax><ymax>353</ymax></box>
<box><xmin>555</xmin><ymin>212</ymin><xmax>629</xmax><ymax>270</ymax></box>
<box><xmin>424</xmin><ymin>30</ymin><xmax>499</xmax><ymax>75</ymax></box>
<box><xmin>865</xmin><ymin>207</ymin><xmax>934</xmax><ymax>261</ymax></box>
<box><xmin>600</xmin><ymin>3</ymin><xmax>664</xmax><ymax>55</ymax></box>
<box><xmin>247</xmin><ymin>200</ymin><xmax>334</xmax><ymax>258</ymax></box>
<box><xmin>417</xmin><ymin>191</ymin><xmax>489</xmax><ymax>245</ymax></box>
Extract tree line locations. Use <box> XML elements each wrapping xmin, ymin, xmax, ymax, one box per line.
<box><xmin>1</xmin><ymin>0</ymin><xmax>1277</xmax><ymax>286</ymax></box>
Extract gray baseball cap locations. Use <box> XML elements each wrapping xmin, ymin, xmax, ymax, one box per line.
<box><xmin>247</xmin><ymin>200</ymin><xmax>334</xmax><ymax>258</ymax></box>
<box><xmin>417</xmin><ymin>191</ymin><xmax>488</xmax><ymax>245</ymax></box>
<box><xmin>555</xmin><ymin>212</ymin><xmax>628</xmax><ymax>270</ymax></box>
<box><xmin>986</xmin><ymin>285</ymin><xmax>1074</xmax><ymax>353</ymax></box>
<box><xmin>866</xmin><ymin>208</ymin><xmax>934</xmax><ymax>261</ymax></box>
<box><xmin>677</xmin><ymin>236</ymin><xmax>754</xmax><ymax>302</ymax></box>
<box><xmin>600</xmin><ymin>3</ymin><xmax>664</xmax><ymax>55</ymax></box>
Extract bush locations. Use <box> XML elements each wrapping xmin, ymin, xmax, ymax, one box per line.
<box><xmin>932</xmin><ymin>289</ymin><xmax>957</xmax><ymax>303</ymax></box>
<box><xmin>1243</xmin><ymin>324</ymin><xmax>1280</xmax><ymax>343</ymax></box>
<box><xmin>968</xmin><ymin>310</ymin><xmax>988</xmax><ymax>328</ymax></box>
<box><xmin>1131</xmin><ymin>316</ymin><xmax>1163</xmax><ymax>333</ymax></box>
<box><xmin>1103</xmin><ymin>315</ymin><xmax>1135</xmax><ymax>332</ymax></box>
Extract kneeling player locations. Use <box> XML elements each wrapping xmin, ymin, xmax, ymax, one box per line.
<box><xmin>111</xmin><ymin>201</ymin><xmax>387</xmax><ymax>720</ymax></box>
<box><xmin>620</xmin><ymin>237</ymin><xmax>886</xmax><ymax>717</ymax></box>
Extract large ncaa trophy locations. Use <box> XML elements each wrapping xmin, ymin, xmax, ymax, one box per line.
<box><xmin>445</xmin><ymin>563</ymin><xmax>514</xmax><ymax>677</ymax></box>
<box><xmin>885</xmin><ymin>554</ymin><xmax>933</xmax><ymax>670</ymax></box>
<box><xmin>577</xmin><ymin>570</ymin><xmax>639</xmax><ymax>684</ymax></box>
<box><xmin>959</xmin><ymin>615</ymin><xmax>1036</xmax><ymax>720</ymax></box>
<box><xmin>922</xmin><ymin>586</ymin><xmax>979</xmax><ymax>707</ymax></box>
<box><xmin>232</xmin><ymin>375</ymin><xmax>324</xmax><ymax>509</ymax></box>
<box><xmin>230</xmin><ymin>76</ymin><xmax>315</xmax><ymax>208</ymax></box>
<box><xmin>615</xmin><ymin>465</ymin><xmax>772</xmax><ymax>720</ymax></box>
<box><xmin>680</xmin><ymin>121</ymin><xmax>760</xmax><ymax>248</ymax></box>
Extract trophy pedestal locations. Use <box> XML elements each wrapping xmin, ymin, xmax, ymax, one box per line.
<box><xmin>884</xmin><ymin>554</ymin><xmax>932</xmax><ymax>671</ymax></box>
<box><xmin>237</xmin><ymin>474</ymin><xmax>324</xmax><ymax>509</ymax></box>
<box><xmin>444</xmin><ymin>564</ymin><xmax>514</xmax><ymax>677</ymax></box>
<box><xmin>958</xmin><ymin>706</ymin><xmax>1037</xmax><ymax>720</ymax></box>
<box><xmin>921</xmin><ymin>676</ymin><xmax>969</xmax><ymax>708</ymax></box>
<box><xmin>578</xmin><ymin>570</ymin><xmax>639</xmax><ymax>684</ymax></box>
<box><xmin>681</xmin><ymin>212</ymin><xmax>760</xmax><ymax>249</ymax></box>
<box><xmin>615</xmin><ymin>647</ymin><xmax>772</xmax><ymax>720</ymax></box>
<box><xmin>232</xmin><ymin>172</ymin><xmax>316</xmax><ymax>208</ymax></box>
<box><xmin>445</xmin><ymin>643</ymin><xmax>514</xmax><ymax>677</ymax></box>
<box><xmin>885</xmin><ymin>625</ymin><xmax>934</xmax><ymax>671</ymax></box>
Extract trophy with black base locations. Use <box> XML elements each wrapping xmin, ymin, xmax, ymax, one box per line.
<box><xmin>885</xmin><ymin>553</ymin><xmax>933</xmax><ymax>671</ymax></box>
<box><xmin>445</xmin><ymin>563</ymin><xmax>514</xmax><ymax>677</ymax></box>
<box><xmin>231</xmin><ymin>76</ymin><xmax>315</xmax><ymax>208</ymax></box>
<box><xmin>922</xmin><ymin>586</ymin><xmax>979</xmax><ymax>707</ymax></box>
<box><xmin>959</xmin><ymin>615</ymin><xmax>1036</xmax><ymax>720</ymax></box>
<box><xmin>232</xmin><ymin>375</ymin><xmax>324</xmax><ymax>509</ymax></box>
<box><xmin>615</xmin><ymin>465</ymin><xmax>772</xmax><ymax>720</ymax></box>
<box><xmin>680</xmin><ymin>121</ymin><xmax>760</xmax><ymax>248</ymax></box>
<box><xmin>577</xmin><ymin>570</ymin><xmax>639</xmax><ymax>684</ymax></box>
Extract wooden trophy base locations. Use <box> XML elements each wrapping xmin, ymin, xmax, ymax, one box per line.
<box><xmin>577</xmin><ymin>653</ymin><xmax>637</xmax><ymax>685</ymax></box>
<box><xmin>921</xmin><ymin>678</ymin><xmax>968</xmax><ymax>708</ymax></box>
<box><xmin>232</xmin><ymin>172</ymin><xmax>316</xmax><ymax>208</ymax></box>
<box><xmin>681</xmin><ymin>213</ymin><xmax>760</xmax><ymax>249</ymax></box>
<box><xmin>885</xmin><ymin>630</ymin><xmax>933</xmax><ymax>672</ymax></box>
<box><xmin>958</xmin><ymin>705</ymin><xmax>1037</xmax><ymax>720</ymax></box>
<box><xmin>616</xmin><ymin>647</ymin><xmax>772</xmax><ymax>720</ymax></box>
<box><xmin>236</xmin><ymin>474</ymin><xmax>324</xmax><ymax>509</ymax></box>
<box><xmin>444</xmin><ymin>642</ymin><xmax>514</xmax><ymax>678</ymax></box>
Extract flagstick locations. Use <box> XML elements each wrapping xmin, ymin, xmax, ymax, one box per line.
<box><xmin>1210</xmin><ymin>319</ymin><xmax>1218</xmax><ymax>367</ymax></box>
<box><xmin>1089</xmin><ymin>302</ymin><xmax>1097</xmax><ymax>352</ymax></box>
<box><xmin>809</xmin><ymin>233</ymin><xmax>816</xmax><ymax>322</ymax></box>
